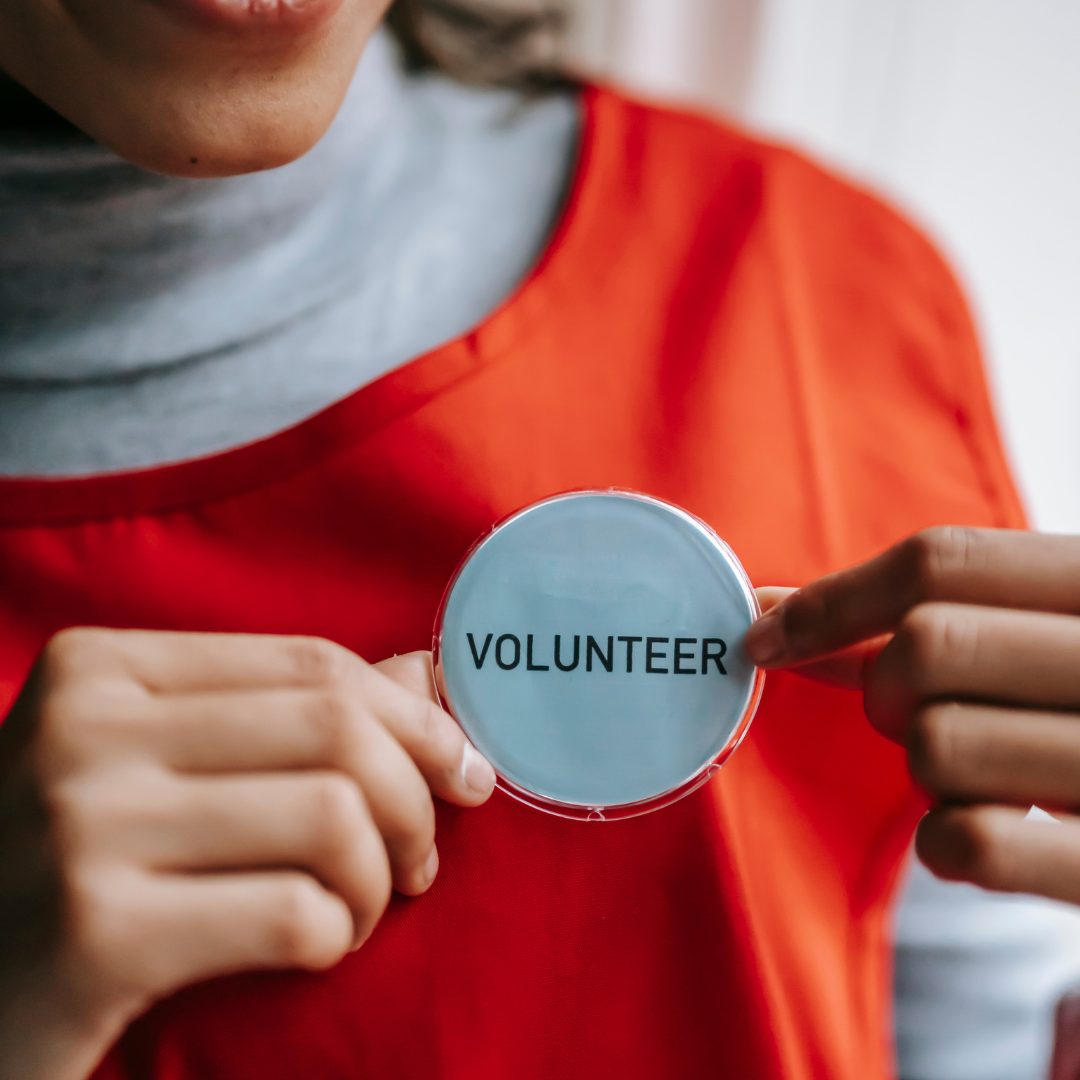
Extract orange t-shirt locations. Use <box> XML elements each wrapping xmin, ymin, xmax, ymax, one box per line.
<box><xmin>0</xmin><ymin>86</ymin><xmax>1023</xmax><ymax>1080</ymax></box>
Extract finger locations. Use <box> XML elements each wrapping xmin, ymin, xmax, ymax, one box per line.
<box><xmin>915</xmin><ymin>803</ymin><xmax>1080</xmax><ymax>905</ymax></box>
<box><xmin>102</xmin><ymin>670</ymin><xmax>491</xmax><ymax>887</ymax></box>
<box><xmin>745</xmin><ymin>527</ymin><xmax>1080</xmax><ymax>668</ymax></box>
<box><xmin>359</xmin><ymin>658</ymin><xmax>496</xmax><ymax>807</ymax></box>
<box><xmin>79</xmin><ymin>771</ymin><xmax>395</xmax><ymax>927</ymax></box>
<box><xmin>865</xmin><ymin>603</ymin><xmax>1080</xmax><ymax>739</ymax></box>
<box><xmin>160</xmin><ymin>682</ymin><xmax>449</xmax><ymax>897</ymax></box>
<box><xmin>784</xmin><ymin>638</ymin><xmax>890</xmax><ymax>690</ymax></box>
<box><xmin>753</xmin><ymin>587</ymin><xmax>885</xmax><ymax>688</ymax></box>
<box><xmin>85</xmin><ymin>869</ymin><xmax>357</xmax><ymax>995</ymax></box>
<box><xmin>119</xmin><ymin>721</ymin><xmax>437</xmax><ymax>899</ymax></box>
<box><xmin>46</xmin><ymin>627</ymin><xmax>362</xmax><ymax>694</ymax></box>
<box><xmin>116</xmin><ymin>687</ymin><xmax>424</xmax><ymax>778</ymax></box>
<box><xmin>138</xmin><ymin>666</ymin><xmax>495</xmax><ymax>809</ymax></box>
<box><xmin>908</xmin><ymin>702</ymin><xmax>1080</xmax><ymax>807</ymax></box>
<box><xmin>374</xmin><ymin>651</ymin><xmax>439</xmax><ymax>700</ymax></box>
<box><xmin>373</xmin><ymin>650</ymin><xmax>497</xmax><ymax>800</ymax></box>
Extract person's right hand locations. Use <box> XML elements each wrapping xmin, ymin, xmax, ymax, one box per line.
<box><xmin>0</xmin><ymin>628</ymin><xmax>496</xmax><ymax>1080</ymax></box>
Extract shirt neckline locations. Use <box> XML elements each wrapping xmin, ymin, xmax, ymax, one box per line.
<box><xmin>0</xmin><ymin>87</ymin><xmax>604</xmax><ymax>529</ymax></box>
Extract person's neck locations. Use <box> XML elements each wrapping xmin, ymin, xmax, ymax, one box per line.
<box><xmin>0</xmin><ymin>30</ymin><xmax>416</xmax><ymax>383</ymax></box>
<box><xmin>0</xmin><ymin>68</ymin><xmax>80</xmax><ymax>133</ymax></box>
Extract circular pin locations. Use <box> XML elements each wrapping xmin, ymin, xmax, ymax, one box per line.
<box><xmin>433</xmin><ymin>491</ymin><xmax>764</xmax><ymax>820</ymax></box>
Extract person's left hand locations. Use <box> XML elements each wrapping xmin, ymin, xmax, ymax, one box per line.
<box><xmin>745</xmin><ymin>526</ymin><xmax>1080</xmax><ymax>905</ymax></box>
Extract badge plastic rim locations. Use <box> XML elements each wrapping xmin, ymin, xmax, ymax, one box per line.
<box><xmin>432</xmin><ymin>489</ymin><xmax>765</xmax><ymax>822</ymax></box>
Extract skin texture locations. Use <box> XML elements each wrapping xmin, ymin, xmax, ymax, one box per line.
<box><xmin>0</xmin><ymin>630</ymin><xmax>495</xmax><ymax>1080</ymax></box>
<box><xmin>0</xmin><ymin>0</ymin><xmax>394</xmax><ymax>175</ymax></box>
<box><xmin>747</xmin><ymin>527</ymin><xmax>1080</xmax><ymax>905</ymax></box>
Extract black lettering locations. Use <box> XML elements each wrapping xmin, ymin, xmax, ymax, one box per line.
<box><xmin>586</xmin><ymin>635</ymin><xmax>614</xmax><ymax>672</ymax></box>
<box><xmin>645</xmin><ymin>637</ymin><xmax>669</xmax><ymax>674</ymax></box>
<box><xmin>674</xmin><ymin>638</ymin><xmax>698</xmax><ymax>674</ymax></box>
<box><xmin>618</xmin><ymin>636</ymin><xmax>643</xmax><ymax>672</ymax></box>
<box><xmin>467</xmin><ymin>632</ymin><xmax>493</xmax><ymax>669</ymax></box>
<box><xmin>702</xmin><ymin>638</ymin><xmax>728</xmax><ymax>674</ymax></box>
<box><xmin>526</xmin><ymin>634</ymin><xmax>549</xmax><ymax>671</ymax></box>
<box><xmin>495</xmin><ymin>634</ymin><xmax>521</xmax><ymax>670</ymax></box>
<box><xmin>554</xmin><ymin>634</ymin><xmax>580</xmax><ymax>671</ymax></box>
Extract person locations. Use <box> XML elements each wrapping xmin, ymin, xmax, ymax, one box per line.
<box><xmin>2</xmin><ymin>2</ymin><xmax>1080</xmax><ymax>1078</ymax></box>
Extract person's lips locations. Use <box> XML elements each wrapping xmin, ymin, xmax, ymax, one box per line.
<box><xmin>150</xmin><ymin>0</ymin><xmax>345</xmax><ymax>35</ymax></box>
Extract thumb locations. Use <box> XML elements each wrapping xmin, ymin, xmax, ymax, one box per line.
<box><xmin>753</xmin><ymin>587</ymin><xmax>888</xmax><ymax>690</ymax></box>
<box><xmin>756</xmin><ymin>586</ymin><xmax>797</xmax><ymax>615</ymax></box>
<box><xmin>373</xmin><ymin>650</ymin><xmax>440</xmax><ymax>703</ymax></box>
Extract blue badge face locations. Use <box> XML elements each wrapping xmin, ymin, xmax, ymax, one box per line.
<box><xmin>434</xmin><ymin>492</ymin><xmax>763</xmax><ymax>819</ymax></box>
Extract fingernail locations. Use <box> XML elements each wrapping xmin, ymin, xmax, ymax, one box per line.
<box><xmin>461</xmin><ymin>742</ymin><xmax>496</xmax><ymax>795</ymax></box>
<box><xmin>745</xmin><ymin>612</ymin><xmax>786</xmax><ymax>666</ymax></box>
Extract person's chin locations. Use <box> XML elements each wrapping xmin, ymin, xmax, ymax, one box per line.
<box><xmin>104</xmin><ymin>91</ymin><xmax>347</xmax><ymax>177</ymax></box>
<box><xmin>2</xmin><ymin>0</ymin><xmax>379</xmax><ymax>175</ymax></box>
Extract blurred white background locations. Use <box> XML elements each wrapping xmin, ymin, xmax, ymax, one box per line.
<box><xmin>568</xmin><ymin>0</ymin><xmax>1080</xmax><ymax>536</ymax></box>
<box><xmin>565</xmin><ymin>4</ymin><xmax>1080</xmax><ymax>1078</ymax></box>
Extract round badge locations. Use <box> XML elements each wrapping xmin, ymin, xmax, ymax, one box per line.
<box><xmin>433</xmin><ymin>491</ymin><xmax>764</xmax><ymax>820</ymax></box>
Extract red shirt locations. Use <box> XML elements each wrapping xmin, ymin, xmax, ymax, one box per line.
<box><xmin>0</xmin><ymin>86</ymin><xmax>1023</xmax><ymax>1080</ymax></box>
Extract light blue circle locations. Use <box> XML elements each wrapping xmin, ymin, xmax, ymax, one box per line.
<box><xmin>438</xmin><ymin>493</ymin><xmax>759</xmax><ymax>809</ymax></box>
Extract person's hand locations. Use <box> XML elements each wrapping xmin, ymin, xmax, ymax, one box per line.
<box><xmin>745</xmin><ymin>527</ymin><xmax>1080</xmax><ymax>905</ymax></box>
<box><xmin>0</xmin><ymin>629</ymin><xmax>495</xmax><ymax>1080</ymax></box>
